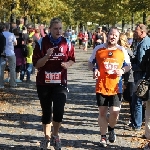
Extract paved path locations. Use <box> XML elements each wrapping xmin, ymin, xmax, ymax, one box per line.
<box><xmin>0</xmin><ymin>47</ymin><xmax>147</xmax><ymax>150</ymax></box>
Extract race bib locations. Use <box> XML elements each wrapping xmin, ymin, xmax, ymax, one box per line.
<box><xmin>104</xmin><ymin>61</ymin><xmax>119</xmax><ymax>74</ymax></box>
<box><xmin>45</xmin><ymin>72</ymin><xmax>61</xmax><ymax>83</ymax></box>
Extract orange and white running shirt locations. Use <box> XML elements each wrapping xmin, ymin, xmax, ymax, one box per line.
<box><xmin>89</xmin><ymin>43</ymin><xmax>131</xmax><ymax>95</ymax></box>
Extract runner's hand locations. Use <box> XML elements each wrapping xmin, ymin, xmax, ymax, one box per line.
<box><xmin>115</xmin><ymin>69</ymin><xmax>124</xmax><ymax>77</ymax></box>
<box><xmin>61</xmin><ymin>62</ymin><xmax>70</xmax><ymax>69</ymax></box>
<box><xmin>46</xmin><ymin>48</ymin><xmax>54</xmax><ymax>57</ymax></box>
<box><xmin>93</xmin><ymin>69</ymin><xmax>100</xmax><ymax>79</ymax></box>
<box><xmin>123</xmin><ymin>84</ymin><xmax>126</xmax><ymax>90</ymax></box>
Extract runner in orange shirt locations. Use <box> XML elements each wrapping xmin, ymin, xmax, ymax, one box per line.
<box><xmin>88</xmin><ymin>27</ymin><xmax>131</xmax><ymax>147</ymax></box>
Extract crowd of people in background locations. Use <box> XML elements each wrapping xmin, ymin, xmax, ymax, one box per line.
<box><xmin>62</xmin><ymin>26</ymin><xmax>139</xmax><ymax>53</ymax></box>
<box><xmin>0</xmin><ymin>18</ymin><xmax>49</xmax><ymax>88</ymax></box>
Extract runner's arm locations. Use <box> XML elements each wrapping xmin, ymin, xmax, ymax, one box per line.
<box><xmin>35</xmin><ymin>55</ymin><xmax>49</xmax><ymax>69</ymax></box>
<box><xmin>88</xmin><ymin>45</ymin><xmax>101</xmax><ymax>71</ymax></box>
<box><xmin>88</xmin><ymin>58</ymin><xmax>97</xmax><ymax>71</ymax></box>
<box><xmin>32</xmin><ymin>41</ymin><xmax>48</xmax><ymax>69</ymax></box>
<box><xmin>61</xmin><ymin>43</ymin><xmax>75</xmax><ymax>69</ymax></box>
<box><xmin>35</xmin><ymin>48</ymin><xmax>54</xmax><ymax>69</ymax></box>
<box><xmin>61</xmin><ymin>60</ymin><xmax>74</xmax><ymax>69</ymax></box>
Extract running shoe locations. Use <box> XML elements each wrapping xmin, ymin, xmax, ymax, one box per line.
<box><xmin>51</xmin><ymin>135</ymin><xmax>61</xmax><ymax>150</ymax></box>
<box><xmin>108</xmin><ymin>130</ymin><xmax>116</xmax><ymax>143</ymax></box>
<box><xmin>99</xmin><ymin>137</ymin><xmax>107</xmax><ymax>147</ymax></box>
<box><xmin>40</xmin><ymin>139</ymin><xmax>51</xmax><ymax>150</ymax></box>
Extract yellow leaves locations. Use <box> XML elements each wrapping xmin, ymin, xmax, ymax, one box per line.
<box><xmin>130</xmin><ymin>137</ymin><xmax>149</xmax><ymax>148</ymax></box>
<box><xmin>16</xmin><ymin>108</ymin><xmax>25</xmax><ymax>114</ymax></box>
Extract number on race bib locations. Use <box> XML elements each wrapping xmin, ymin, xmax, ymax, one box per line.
<box><xmin>45</xmin><ymin>72</ymin><xmax>61</xmax><ymax>83</ymax></box>
<box><xmin>104</xmin><ymin>62</ymin><xmax>119</xmax><ymax>74</ymax></box>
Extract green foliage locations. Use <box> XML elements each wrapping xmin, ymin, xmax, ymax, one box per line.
<box><xmin>0</xmin><ymin>0</ymin><xmax>149</xmax><ymax>27</ymax></box>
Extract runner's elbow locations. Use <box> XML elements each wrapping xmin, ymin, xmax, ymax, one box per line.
<box><xmin>88</xmin><ymin>62</ymin><xmax>93</xmax><ymax>71</ymax></box>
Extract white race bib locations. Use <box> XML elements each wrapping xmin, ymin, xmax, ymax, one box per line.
<box><xmin>104</xmin><ymin>61</ymin><xmax>119</xmax><ymax>74</ymax></box>
<box><xmin>45</xmin><ymin>72</ymin><xmax>61</xmax><ymax>83</ymax></box>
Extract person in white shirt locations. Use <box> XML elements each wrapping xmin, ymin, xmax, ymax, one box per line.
<box><xmin>3</xmin><ymin>23</ymin><xmax>17</xmax><ymax>87</ymax></box>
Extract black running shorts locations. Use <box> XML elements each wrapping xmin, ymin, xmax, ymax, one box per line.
<box><xmin>96</xmin><ymin>93</ymin><xmax>122</xmax><ymax>107</ymax></box>
<box><xmin>37</xmin><ymin>85</ymin><xmax>67</xmax><ymax>124</ymax></box>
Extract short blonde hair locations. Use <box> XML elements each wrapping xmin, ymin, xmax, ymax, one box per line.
<box><xmin>119</xmin><ymin>33</ymin><xmax>130</xmax><ymax>48</ymax></box>
<box><xmin>126</xmin><ymin>31</ymin><xmax>133</xmax><ymax>39</ymax></box>
<box><xmin>50</xmin><ymin>17</ymin><xmax>62</xmax><ymax>28</ymax></box>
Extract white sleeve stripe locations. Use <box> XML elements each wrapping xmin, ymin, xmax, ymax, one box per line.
<box><xmin>89</xmin><ymin>44</ymin><xmax>105</xmax><ymax>63</ymax></box>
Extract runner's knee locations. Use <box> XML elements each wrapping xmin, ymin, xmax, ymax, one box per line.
<box><xmin>42</xmin><ymin>107</ymin><xmax>52</xmax><ymax>124</ymax></box>
<box><xmin>53</xmin><ymin>93</ymin><xmax>66</xmax><ymax>122</ymax></box>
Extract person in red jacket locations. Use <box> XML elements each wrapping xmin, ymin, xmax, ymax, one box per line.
<box><xmin>78</xmin><ymin>30</ymin><xmax>83</xmax><ymax>49</ymax></box>
<box><xmin>32</xmin><ymin>17</ymin><xmax>75</xmax><ymax>150</ymax></box>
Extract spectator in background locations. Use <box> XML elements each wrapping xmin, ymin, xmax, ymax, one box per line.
<box><xmin>126</xmin><ymin>30</ymin><xmax>134</xmax><ymax>47</ymax></box>
<box><xmin>21</xmin><ymin>37</ymin><xmax>33</xmax><ymax>83</ymax></box>
<box><xmin>130</xmin><ymin>32</ymin><xmax>138</xmax><ymax>51</ymax></box>
<box><xmin>28</xmin><ymin>29</ymin><xmax>35</xmax><ymax>39</ymax></box>
<box><xmin>22</xmin><ymin>26</ymin><xmax>29</xmax><ymax>45</ymax></box>
<box><xmin>27</xmin><ymin>24</ymin><xmax>40</xmax><ymax>44</ymax></box>
<box><xmin>34</xmin><ymin>28</ymin><xmax>41</xmax><ymax>41</ymax></box>
<box><xmin>87</xmin><ymin>30</ymin><xmax>92</xmax><ymax>48</ymax></box>
<box><xmin>9</xmin><ymin>22</ymin><xmax>17</xmax><ymax>33</ymax></box>
<box><xmin>13</xmin><ymin>28</ymin><xmax>26</xmax><ymax>83</ymax></box>
<box><xmin>68</xmin><ymin>29</ymin><xmax>72</xmax><ymax>41</ymax></box>
<box><xmin>18</xmin><ymin>18</ymin><xmax>25</xmax><ymax>32</ymax></box>
<box><xmin>119</xmin><ymin>33</ymin><xmax>134</xmax><ymax>126</ymax></box>
<box><xmin>92</xmin><ymin>31</ymin><xmax>96</xmax><ymax>48</ymax></box>
<box><xmin>82</xmin><ymin>31</ymin><xmax>88</xmax><ymax>51</ymax></box>
<box><xmin>78</xmin><ymin>30</ymin><xmax>83</xmax><ymax>49</ymax></box>
<box><xmin>39</xmin><ymin>24</ymin><xmax>45</xmax><ymax>38</ymax></box>
<box><xmin>64</xmin><ymin>29</ymin><xmax>71</xmax><ymax>41</ymax></box>
<box><xmin>93</xmin><ymin>26</ymin><xmax>106</xmax><ymax>47</ymax></box>
<box><xmin>131</xmin><ymin>24</ymin><xmax>150</xmax><ymax>131</ymax></box>
<box><xmin>27</xmin><ymin>25</ymin><xmax>39</xmax><ymax>75</ymax></box>
<box><xmin>139</xmin><ymin>45</ymin><xmax>150</xmax><ymax>150</ymax></box>
<box><xmin>3</xmin><ymin>23</ymin><xmax>17</xmax><ymax>87</ymax></box>
<box><xmin>70</xmin><ymin>30</ymin><xmax>77</xmax><ymax>46</ymax></box>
